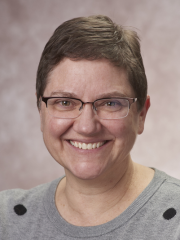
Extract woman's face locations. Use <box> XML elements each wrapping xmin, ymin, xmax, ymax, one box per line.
<box><xmin>40</xmin><ymin>58</ymin><xmax>148</xmax><ymax>180</ymax></box>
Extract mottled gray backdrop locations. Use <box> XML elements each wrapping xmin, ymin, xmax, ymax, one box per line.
<box><xmin>1</xmin><ymin>0</ymin><xmax>180</xmax><ymax>190</ymax></box>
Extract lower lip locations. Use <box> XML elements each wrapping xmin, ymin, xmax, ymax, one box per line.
<box><xmin>66</xmin><ymin>140</ymin><xmax>110</xmax><ymax>152</ymax></box>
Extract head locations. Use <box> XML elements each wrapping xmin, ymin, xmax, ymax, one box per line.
<box><xmin>36</xmin><ymin>15</ymin><xmax>147</xmax><ymax>111</ymax></box>
<box><xmin>36</xmin><ymin>15</ymin><xmax>150</xmax><ymax>181</ymax></box>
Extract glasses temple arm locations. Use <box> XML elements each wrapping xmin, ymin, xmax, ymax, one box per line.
<box><xmin>129</xmin><ymin>98</ymin><xmax>138</xmax><ymax>108</ymax></box>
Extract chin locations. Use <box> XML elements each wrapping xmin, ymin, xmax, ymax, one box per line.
<box><xmin>66</xmin><ymin>162</ymin><xmax>105</xmax><ymax>180</ymax></box>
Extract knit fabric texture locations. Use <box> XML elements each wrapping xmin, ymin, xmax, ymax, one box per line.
<box><xmin>0</xmin><ymin>169</ymin><xmax>180</xmax><ymax>240</ymax></box>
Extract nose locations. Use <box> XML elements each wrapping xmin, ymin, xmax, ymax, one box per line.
<box><xmin>73</xmin><ymin>103</ymin><xmax>102</xmax><ymax>136</ymax></box>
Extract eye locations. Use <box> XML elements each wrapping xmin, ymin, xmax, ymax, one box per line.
<box><xmin>53</xmin><ymin>99</ymin><xmax>72</xmax><ymax>107</ymax></box>
<box><xmin>97</xmin><ymin>100</ymin><xmax>119</xmax><ymax>107</ymax></box>
<box><xmin>51</xmin><ymin>98</ymin><xmax>81</xmax><ymax>111</ymax></box>
<box><xmin>95</xmin><ymin>98</ymin><xmax>128</xmax><ymax>112</ymax></box>
<box><xmin>60</xmin><ymin>100</ymin><xmax>71</xmax><ymax>106</ymax></box>
<box><xmin>106</xmin><ymin>101</ymin><xmax>117</xmax><ymax>107</ymax></box>
<box><xmin>103</xmin><ymin>100</ymin><xmax>123</xmax><ymax>108</ymax></box>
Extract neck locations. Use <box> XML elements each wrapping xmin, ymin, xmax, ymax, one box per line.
<box><xmin>55</xmin><ymin>157</ymin><xmax>137</xmax><ymax>226</ymax></box>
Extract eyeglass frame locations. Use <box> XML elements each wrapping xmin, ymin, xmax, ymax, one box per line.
<box><xmin>41</xmin><ymin>96</ymin><xmax>138</xmax><ymax>119</ymax></box>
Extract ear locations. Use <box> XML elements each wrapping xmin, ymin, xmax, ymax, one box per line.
<box><xmin>36</xmin><ymin>92</ymin><xmax>43</xmax><ymax>132</ymax></box>
<box><xmin>39</xmin><ymin>107</ymin><xmax>44</xmax><ymax>132</ymax></box>
<box><xmin>138</xmin><ymin>95</ymin><xmax>150</xmax><ymax>135</ymax></box>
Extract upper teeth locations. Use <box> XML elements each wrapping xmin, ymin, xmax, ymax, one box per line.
<box><xmin>70</xmin><ymin>141</ymin><xmax>105</xmax><ymax>149</ymax></box>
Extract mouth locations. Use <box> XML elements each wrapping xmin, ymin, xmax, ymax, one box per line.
<box><xmin>69</xmin><ymin>140</ymin><xmax>107</xmax><ymax>150</ymax></box>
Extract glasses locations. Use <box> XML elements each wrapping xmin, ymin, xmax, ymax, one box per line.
<box><xmin>42</xmin><ymin>96</ymin><xmax>137</xmax><ymax>120</ymax></box>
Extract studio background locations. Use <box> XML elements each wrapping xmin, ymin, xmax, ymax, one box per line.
<box><xmin>0</xmin><ymin>0</ymin><xmax>180</xmax><ymax>191</ymax></box>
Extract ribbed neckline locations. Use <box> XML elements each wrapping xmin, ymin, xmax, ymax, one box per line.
<box><xmin>44</xmin><ymin>169</ymin><xmax>167</xmax><ymax>238</ymax></box>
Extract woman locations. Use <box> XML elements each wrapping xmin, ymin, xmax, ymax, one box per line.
<box><xmin>1</xmin><ymin>15</ymin><xmax>180</xmax><ymax>239</ymax></box>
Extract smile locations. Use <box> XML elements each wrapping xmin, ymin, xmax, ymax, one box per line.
<box><xmin>70</xmin><ymin>141</ymin><xmax>106</xmax><ymax>150</ymax></box>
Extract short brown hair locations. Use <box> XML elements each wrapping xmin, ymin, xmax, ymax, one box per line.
<box><xmin>36</xmin><ymin>15</ymin><xmax>147</xmax><ymax>110</ymax></box>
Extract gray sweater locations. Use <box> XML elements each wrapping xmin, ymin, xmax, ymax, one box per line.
<box><xmin>0</xmin><ymin>169</ymin><xmax>180</xmax><ymax>240</ymax></box>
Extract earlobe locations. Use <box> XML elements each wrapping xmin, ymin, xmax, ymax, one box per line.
<box><xmin>138</xmin><ymin>96</ymin><xmax>150</xmax><ymax>135</ymax></box>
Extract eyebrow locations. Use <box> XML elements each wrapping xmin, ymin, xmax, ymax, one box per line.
<box><xmin>50</xmin><ymin>91</ymin><xmax>79</xmax><ymax>98</ymax></box>
<box><xmin>49</xmin><ymin>90</ymin><xmax>130</xmax><ymax>99</ymax></box>
<box><xmin>96</xmin><ymin>91</ymin><xmax>129</xmax><ymax>99</ymax></box>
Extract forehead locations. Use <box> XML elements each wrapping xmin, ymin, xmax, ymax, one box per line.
<box><xmin>45</xmin><ymin>58</ymin><xmax>135</xmax><ymax>99</ymax></box>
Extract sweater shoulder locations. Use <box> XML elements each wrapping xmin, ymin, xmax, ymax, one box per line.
<box><xmin>0</xmin><ymin>181</ymin><xmax>53</xmax><ymax>220</ymax></box>
<box><xmin>0</xmin><ymin>181</ymin><xmax>52</xmax><ymax>208</ymax></box>
<box><xmin>161</xmin><ymin>171</ymin><xmax>180</xmax><ymax>190</ymax></box>
<box><xmin>0</xmin><ymin>179</ymin><xmax>60</xmax><ymax>239</ymax></box>
<box><xmin>153</xmin><ymin>169</ymin><xmax>180</xmax><ymax>205</ymax></box>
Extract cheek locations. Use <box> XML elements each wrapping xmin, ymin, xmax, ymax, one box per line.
<box><xmin>44</xmin><ymin>117</ymin><xmax>73</xmax><ymax>139</ymax></box>
<box><xmin>103</xmin><ymin>118</ymin><xmax>137</xmax><ymax>147</ymax></box>
<box><xmin>104</xmin><ymin>119</ymin><xmax>132</xmax><ymax>137</ymax></box>
<box><xmin>50</xmin><ymin>119</ymin><xmax>65</xmax><ymax>137</ymax></box>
